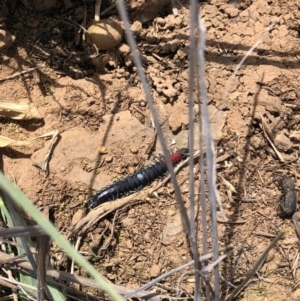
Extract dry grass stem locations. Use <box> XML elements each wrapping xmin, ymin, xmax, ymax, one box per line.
<box><xmin>0</xmin><ymin>101</ymin><xmax>41</xmax><ymax>120</ymax></box>
<box><xmin>260</xmin><ymin>114</ymin><xmax>284</xmax><ymax>162</ymax></box>
<box><xmin>226</xmin><ymin>232</ymin><xmax>283</xmax><ymax>301</ymax></box>
<box><xmin>0</xmin><ymin>67</ymin><xmax>40</xmax><ymax>82</ymax></box>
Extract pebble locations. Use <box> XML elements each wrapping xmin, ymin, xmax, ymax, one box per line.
<box><xmin>88</xmin><ymin>99</ymin><xmax>96</xmax><ymax>106</ymax></box>
<box><xmin>118</xmin><ymin>43</ymin><xmax>130</xmax><ymax>55</ymax></box>
<box><xmin>275</xmin><ymin>131</ymin><xmax>292</xmax><ymax>152</ymax></box>
<box><xmin>105</xmin><ymin>155</ymin><xmax>113</xmax><ymax>163</ymax></box>
<box><xmin>129</xmin><ymin>146</ymin><xmax>138</xmax><ymax>154</ymax></box>
<box><xmin>279</xmin><ymin>176</ymin><xmax>297</xmax><ymax>217</ymax></box>
<box><xmin>149</xmin><ymin>264</ymin><xmax>160</xmax><ymax>278</ymax></box>
<box><xmin>115</xmin><ymin>167</ymin><xmax>123</xmax><ymax>174</ymax></box>
<box><xmin>128</xmin><ymin>166</ymin><xmax>135</xmax><ymax>174</ymax></box>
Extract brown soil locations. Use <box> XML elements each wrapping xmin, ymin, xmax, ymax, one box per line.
<box><xmin>1</xmin><ymin>0</ymin><xmax>300</xmax><ymax>300</ymax></box>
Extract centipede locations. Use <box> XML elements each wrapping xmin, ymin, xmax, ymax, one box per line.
<box><xmin>86</xmin><ymin>148</ymin><xmax>189</xmax><ymax>211</ymax></box>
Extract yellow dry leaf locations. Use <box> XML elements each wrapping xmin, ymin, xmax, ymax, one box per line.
<box><xmin>0</xmin><ymin>130</ymin><xmax>58</xmax><ymax>148</ymax></box>
<box><xmin>0</xmin><ymin>101</ymin><xmax>41</xmax><ymax>120</ymax></box>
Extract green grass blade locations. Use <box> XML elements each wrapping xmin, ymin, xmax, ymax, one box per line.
<box><xmin>0</xmin><ymin>197</ymin><xmax>66</xmax><ymax>301</ymax></box>
<box><xmin>0</xmin><ymin>197</ymin><xmax>37</xmax><ymax>300</ymax></box>
<box><xmin>0</xmin><ymin>172</ymin><xmax>125</xmax><ymax>301</ymax></box>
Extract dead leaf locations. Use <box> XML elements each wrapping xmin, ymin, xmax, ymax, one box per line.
<box><xmin>72</xmin><ymin>209</ymin><xmax>84</xmax><ymax>225</ymax></box>
<box><xmin>0</xmin><ymin>130</ymin><xmax>59</xmax><ymax>172</ymax></box>
<box><xmin>0</xmin><ymin>130</ymin><xmax>58</xmax><ymax>148</ymax></box>
<box><xmin>0</xmin><ymin>101</ymin><xmax>41</xmax><ymax>120</ymax></box>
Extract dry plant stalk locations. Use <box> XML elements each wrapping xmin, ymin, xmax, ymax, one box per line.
<box><xmin>0</xmin><ymin>130</ymin><xmax>59</xmax><ymax>172</ymax></box>
<box><xmin>260</xmin><ymin>113</ymin><xmax>284</xmax><ymax>162</ymax></box>
<box><xmin>0</xmin><ymin>100</ymin><xmax>59</xmax><ymax>171</ymax></box>
<box><xmin>0</xmin><ymin>101</ymin><xmax>41</xmax><ymax>120</ymax></box>
<box><xmin>0</xmin><ymin>130</ymin><xmax>58</xmax><ymax>148</ymax></box>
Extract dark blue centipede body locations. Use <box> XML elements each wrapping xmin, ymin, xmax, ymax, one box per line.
<box><xmin>86</xmin><ymin>148</ymin><xmax>188</xmax><ymax>211</ymax></box>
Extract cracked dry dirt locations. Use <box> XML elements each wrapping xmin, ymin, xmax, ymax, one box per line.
<box><xmin>1</xmin><ymin>0</ymin><xmax>300</xmax><ymax>300</ymax></box>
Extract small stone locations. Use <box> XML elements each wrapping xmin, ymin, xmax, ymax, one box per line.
<box><xmin>275</xmin><ymin>131</ymin><xmax>292</xmax><ymax>152</ymax></box>
<box><xmin>118</xmin><ymin>43</ymin><xmax>130</xmax><ymax>55</ymax></box>
<box><xmin>129</xmin><ymin>146</ymin><xmax>138</xmax><ymax>154</ymax></box>
<box><xmin>150</xmin><ymin>264</ymin><xmax>160</xmax><ymax>278</ymax></box>
<box><xmin>105</xmin><ymin>155</ymin><xmax>113</xmax><ymax>163</ymax></box>
<box><xmin>162</xmin><ymin>212</ymin><xmax>184</xmax><ymax>245</ymax></box>
<box><xmin>144</xmin><ymin>231</ymin><xmax>152</xmax><ymax>242</ymax></box>
<box><xmin>0</xmin><ymin>29</ymin><xmax>15</xmax><ymax>51</ymax></box>
<box><xmin>77</xmin><ymin>108</ymin><xmax>87</xmax><ymax>115</ymax></box>
<box><xmin>170</xmin><ymin>39</ymin><xmax>180</xmax><ymax>52</ymax></box>
<box><xmin>88</xmin><ymin>99</ymin><xmax>96</xmax><ymax>105</ymax></box>
<box><xmin>176</xmin><ymin>47</ymin><xmax>188</xmax><ymax>60</ymax></box>
<box><xmin>169</xmin><ymin>114</ymin><xmax>182</xmax><ymax>132</ymax></box>
<box><xmin>279</xmin><ymin>176</ymin><xmax>297</xmax><ymax>217</ymax></box>
<box><xmin>126</xmin><ymin>240</ymin><xmax>133</xmax><ymax>249</ymax></box>
<box><xmin>250</xmin><ymin>136</ymin><xmax>262</xmax><ymax>149</ymax></box>
<box><xmin>115</xmin><ymin>167</ymin><xmax>123</xmax><ymax>174</ymax></box>
<box><xmin>128</xmin><ymin>166</ymin><xmax>135</xmax><ymax>174</ymax></box>
<box><xmin>98</xmin><ymin>146</ymin><xmax>107</xmax><ymax>154</ymax></box>
<box><xmin>222</xmin><ymin>4</ymin><xmax>239</xmax><ymax>17</ymax></box>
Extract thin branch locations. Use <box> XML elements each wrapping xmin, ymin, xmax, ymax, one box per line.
<box><xmin>197</xmin><ymin>16</ymin><xmax>220</xmax><ymax>301</ymax></box>
<box><xmin>226</xmin><ymin>232</ymin><xmax>283</xmax><ymax>301</ymax></box>
<box><xmin>125</xmin><ymin>246</ymin><xmax>240</xmax><ymax>299</ymax></box>
<box><xmin>188</xmin><ymin>0</ymin><xmax>200</xmax><ymax>300</ymax></box>
<box><xmin>116</xmin><ymin>0</ymin><xmax>191</xmax><ymax>240</ymax></box>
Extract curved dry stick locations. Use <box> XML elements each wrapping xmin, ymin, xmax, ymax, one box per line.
<box><xmin>125</xmin><ymin>246</ymin><xmax>240</xmax><ymax>299</ymax></box>
<box><xmin>226</xmin><ymin>232</ymin><xmax>283</xmax><ymax>301</ymax></box>
<box><xmin>69</xmin><ymin>150</ymin><xmax>232</xmax><ymax>237</ymax></box>
<box><xmin>0</xmin><ymin>251</ymin><xmax>160</xmax><ymax>300</ymax></box>
<box><xmin>68</xmin><ymin>191</ymin><xmax>148</xmax><ymax>237</ymax></box>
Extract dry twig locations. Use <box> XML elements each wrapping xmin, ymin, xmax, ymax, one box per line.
<box><xmin>226</xmin><ymin>232</ymin><xmax>283</xmax><ymax>301</ymax></box>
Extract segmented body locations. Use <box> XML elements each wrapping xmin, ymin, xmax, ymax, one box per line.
<box><xmin>87</xmin><ymin>148</ymin><xmax>188</xmax><ymax>211</ymax></box>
